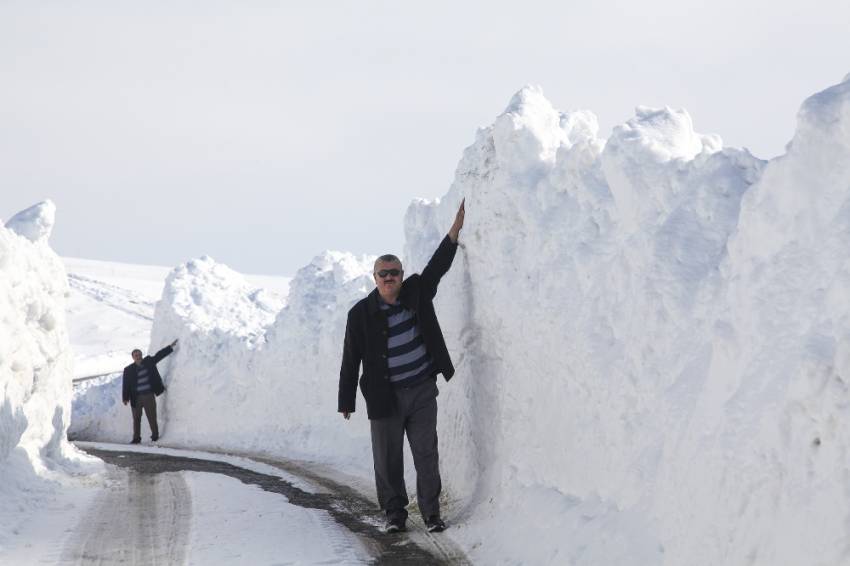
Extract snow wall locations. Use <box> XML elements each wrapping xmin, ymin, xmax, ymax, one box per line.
<box><xmin>76</xmin><ymin>74</ymin><xmax>850</xmax><ymax>565</ymax></box>
<box><xmin>0</xmin><ymin>201</ymin><xmax>87</xmax><ymax>547</ymax></box>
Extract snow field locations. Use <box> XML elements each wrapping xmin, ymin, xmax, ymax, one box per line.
<box><xmin>62</xmin><ymin>256</ymin><xmax>292</xmax><ymax>380</ymax></box>
<box><xmin>63</xmin><ymin>257</ymin><xmax>168</xmax><ymax>378</ymax></box>
<box><xmin>72</xmin><ymin>74</ymin><xmax>850</xmax><ymax>565</ymax></box>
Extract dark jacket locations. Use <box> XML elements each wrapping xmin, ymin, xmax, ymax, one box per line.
<box><xmin>339</xmin><ymin>235</ymin><xmax>459</xmax><ymax>419</ymax></box>
<box><xmin>122</xmin><ymin>345</ymin><xmax>173</xmax><ymax>407</ymax></box>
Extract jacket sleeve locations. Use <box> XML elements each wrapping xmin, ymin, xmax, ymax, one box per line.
<box><xmin>419</xmin><ymin>235</ymin><xmax>459</xmax><ymax>300</ymax></box>
<box><xmin>338</xmin><ymin>309</ymin><xmax>362</xmax><ymax>413</ymax></box>
<box><xmin>122</xmin><ymin>367</ymin><xmax>131</xmax><ymax>403</ymax></box>
<box><xmin>152</xmin><ymin>345</ymin><xmax>174</xmax><ymax>364</ymax></box>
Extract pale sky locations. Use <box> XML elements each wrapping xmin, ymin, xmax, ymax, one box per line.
<box><xmin>2</xmin><ymin>1</ymin><xmax>849</xmax><ymax>275</ymax></box>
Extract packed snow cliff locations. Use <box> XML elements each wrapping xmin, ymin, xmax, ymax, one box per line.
<box><xmin>73</xmin><ymin>74</ymin><xmax>850</xmax><ymax>566</ymax></box>
<box><xmin>1</xmin><ymin>200</ymin><xmax>94</xmax><ymax>549</ymax></box>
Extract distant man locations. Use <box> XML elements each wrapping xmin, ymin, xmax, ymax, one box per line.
<box><xmin>122</xmin><ymin>339</ymin><xmax>178</xmax><ymax>444</ymax></box>
<box><xmin>339</xmin><ymin>200</ymin><xmax>465</xmax><ymax>534</ymax></box>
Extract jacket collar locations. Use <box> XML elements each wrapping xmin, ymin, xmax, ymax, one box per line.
<box><xmin>366</xmin><ymin>281</ymin><xmax>416</xmax><ymax>315</ymax></box>
<box><xmin>366</xmin><ymin>288</ymin><xmax>382</xmax><ymax>315</ymax></box>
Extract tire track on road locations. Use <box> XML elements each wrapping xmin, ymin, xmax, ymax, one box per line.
<box><xmin>81</xmin><ymin>447</ymin><xmax>469</xmax><ymax>565</ymax></box>
<box><xmin>62</xmin><ymin>466</ymin><xmax>190</xmax><ymax>565</ymax></box>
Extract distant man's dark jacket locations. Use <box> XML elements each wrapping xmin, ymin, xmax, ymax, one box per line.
<box><xmin>339</xmin><ymin>235</ymin><xmax>459</xmax><ymax>420</ymax></box>
<box><xmin>122</xmin><ymin>346</ymin><xmax>173</xmax><ymax>407</ymax></box>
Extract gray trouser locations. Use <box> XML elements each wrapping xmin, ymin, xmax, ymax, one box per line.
<box><xmin>131</xmin><ymin>392</ymin><xmax>158</xmax><ymax>440</ymax></box>
<box><xmin>370</xmin><ymin>377</ymin><xmax>441</xmax><ymax>521</ymax></box>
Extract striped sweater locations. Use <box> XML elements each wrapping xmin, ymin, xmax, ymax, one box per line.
<box><xmin>379</xmin><ymin>299</ymin><xmax>433</xmax><ymax>386</ymax></box>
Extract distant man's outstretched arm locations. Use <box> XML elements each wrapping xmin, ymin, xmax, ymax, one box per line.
<box><xmin>152</xmin><ymin>339</ymin><xmax>179</xmax><ymax>363</ymax></box>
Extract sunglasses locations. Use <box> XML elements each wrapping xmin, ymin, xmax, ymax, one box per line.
<box><xmin>376</xmin><ymin>269</ymin><xmax>401</xmax><ymax>278</ymax></box>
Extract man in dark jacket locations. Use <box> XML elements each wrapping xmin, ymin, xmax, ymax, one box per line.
<box><xmin>339</xmin><ymin>200</ymin><xmax>465</xmax><ymax>534</ymax></box>
<box><xmin>122</xmin><ymin>339</ymin><xmax>178</xmax><ymax>444</ymax></box>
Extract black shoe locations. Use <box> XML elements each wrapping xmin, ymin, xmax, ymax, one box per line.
<box><xmin>425</xmin><ymin>516</ymin><xmax>446</xmax><ymax>533</ymax></box>
<box><xmin>385</xmin><ymin>516</ymin><xmax>407</xmax><ymax>533</ymax></box>
<box><xmin>130</xmin><ymin>438</ymin><xmax>141</xmax><ymax>445</ymax></box>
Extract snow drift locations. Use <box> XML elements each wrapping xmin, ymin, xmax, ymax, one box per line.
<box><xmin>0</xmin><ymin>200</ymin><xmax>93</xmax><ymax>549</ymax></box>
<box><xmin>73</xmin><ymin>74</ymin><xmax>850</xmax><ymax>565</ymax></box>
<box><xmin>68</xmin><ymin>250</ymin><xmax>377</xmax><ymax>459</ymax></box>
<box><xmin>402</xmin><ymin>79</ymin><xmax>850</xmax><ymax>564</ymax></box>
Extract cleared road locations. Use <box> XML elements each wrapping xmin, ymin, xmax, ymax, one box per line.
<box><xmin>67</xmin><ymin>445</ymin><xmax>469</xmax><ymax>565</ymax></box>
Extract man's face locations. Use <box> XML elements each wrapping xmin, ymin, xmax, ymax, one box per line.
<box><xmin>374</xmin><ymin>260</ymin><xmax>403</xmax><ymax>297</ymax></box>
<box><xmin>132</xmin><ymin>350</ymin><xmax>143</xmax><ymax>363</ymax></box>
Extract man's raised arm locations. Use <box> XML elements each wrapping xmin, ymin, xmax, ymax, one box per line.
<box><xmin>152</xmin><ymin>339</ymin><xmax>179</xmax><ymax>363</ymax></box>
<box><xmin>448</xmin><ymin>199</ymin><xmax>465</xmax><ymax>243</ymax></box>
<box><xmin>421</xmin><ymin>200</ymin><xmax>465</xmax><ymax>298</ymax></box>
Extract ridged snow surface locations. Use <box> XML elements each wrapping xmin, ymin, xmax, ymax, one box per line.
<box><xmin>4</xmin><ymin>200</ymin><xmax>56</xmax><ymax>245</ymax></box>
<box><xmin>147</xmin><ymin>250</ymin><xmax>376</xmax><ymax>461</ymax></box>
<box><xmin>403</xmin><ymin>78</ymin><xmax>850</xmax><ymax>564</ymax></box>
<box><xmin>75</xmin><ymin>75</ymin><xmax>850</xmax><ymax>565</ymax></box>
<box><xmin>0</xmin><ymin>200</ymin><xmax>92</xmax><ymax>547</ymax></box>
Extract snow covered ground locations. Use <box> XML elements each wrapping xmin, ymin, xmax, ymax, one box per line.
<box><xmin>64</xmin><ymin>256</ymin><xmax>291</xmax><ymax>443</ymax></box>
<box><xmin>3</xmin><ymin>203</ymin><xmax>337</xmax><ymax>563</ymax></box>
<box><xmin>63</xmin><ymin>256</ymin><xmax>291</xmax><ymax>379</ymax></box>
<box><xmin>9</xmin><ymin>72</ymin><xmax>850</xmax><ymax>565</ymax></box>
<box><xmin>2</xmin><ymin>443</ymin><xmax>373</xmax><ymax>565</ymax></box>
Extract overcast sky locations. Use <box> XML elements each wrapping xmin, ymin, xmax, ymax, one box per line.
<box><xmin>2</xmin><ymin>1</ymin><xmax>849</xmax><ymax>276</ymax></box>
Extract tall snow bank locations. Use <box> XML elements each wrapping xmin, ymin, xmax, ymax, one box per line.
<box><xmin>696</xmin><ymin>76</ymin><xmax>850</xmax><ymax>566</ymax></box>
<box><xmin>68</xmin><ymin>373</ymin><xmax>125</xmax><ymax>443</ymax></box>
<box><xmin>0</xmin><ymin>201</ymin><xmax>94</xmax><ymax>549</ymax></box>
<box><xmin>140</xmin><ymin>251</ymin><xmax>376</xmax><ymax>464</ymax></box>
<box><xmin>403</xmin><ymin>76</ymin><xmax>850</xmax><ymax>565</ymax></box>
<box><xmin>1</xmin><ymin>199</ymin><xmax>70</xmax><ymax>466</ymax></box>
<box><xmin>67</xmin><ymin>256</ymin><xmax>287</xmax><ymax>444</ymax></box>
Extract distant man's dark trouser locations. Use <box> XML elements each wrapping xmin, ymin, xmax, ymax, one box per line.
<box><xmin>370</xmin><ymin>377</ymin><xmax>441</xmax><ymax>521</ymax></box>
<box><xmin>132</xmin><ymin>392</ymin><xmax>159</xmax><ymax>441</ymax></box>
